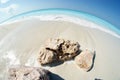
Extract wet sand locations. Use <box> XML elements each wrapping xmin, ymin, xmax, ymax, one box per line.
<box><xmin>0</xmin><ymin>18</ymin><xmax>120</xmax><ymax>80</ymax></box>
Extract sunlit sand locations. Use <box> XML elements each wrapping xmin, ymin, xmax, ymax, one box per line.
<box><xmin>0</xmin><ymin>15</ymin><xmax>120</xmax><ymax>80</ymax></box>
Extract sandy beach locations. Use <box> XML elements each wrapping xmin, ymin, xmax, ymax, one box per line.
<box><xmin>0</xmin><ymin>17</ymin><xmax>120</xmax><ymax>80</ymax></box>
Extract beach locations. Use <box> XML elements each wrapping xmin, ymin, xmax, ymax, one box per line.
<box><xmin>0</xmin><ymin>17</ymin><xmax>120</xmax><ymax>80</ymax></box>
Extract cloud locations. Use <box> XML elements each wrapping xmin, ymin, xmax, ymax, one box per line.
<box><xmin>0</xmin><ymin>4</ymin><xmax>18</xmax><ymax>14</ymax></box>
<box><xmin>0</xmin><ymin>0</ymin><xmax>10</xmax><ymax>4</ymax></box>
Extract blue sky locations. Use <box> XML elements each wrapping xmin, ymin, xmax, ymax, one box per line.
<box><xmin>0</xmin><ymin>0</ymin><xmax>120</xmax><ymax>29</ymax></box>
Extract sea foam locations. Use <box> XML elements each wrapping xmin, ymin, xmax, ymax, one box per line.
<box><xmin>1</xmin><ymin>14</ymin><xmax>120</xmax><ymax>39</ymax></box>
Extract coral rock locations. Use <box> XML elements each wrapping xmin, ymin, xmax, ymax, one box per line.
<box><xmin>62</xmin><ymin>40</ymin><xmax>80</xmax><ymax>54</ymax></box>
<box><xmin>8</xmin><ymin>66</ymin><xmax>49</xmax><ymax>80</ymax></box>
<box><xmin>38</xmin><ymin>38</ymin><xmax>80</xmax><ymax>65</ymax></box>
<box><xmin>45</xmin><ymin>38</ymin><xmax>64</xmax><ymax>50</ymax></box>
<box><xmin>38</xmin><ymin>47</ymin><xmax>57</xmax><ymax>65</ymax></box>
<box><xmin>75</xmin><ymin>49</ymin><xmax>95</xmax><ymax>72</ymax></box>
<box><xmin>59</xmin><ymin>40</ymin><xmax>80</xmax><ymax>61</ymax></box>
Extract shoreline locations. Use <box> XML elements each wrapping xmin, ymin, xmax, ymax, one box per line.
<box><xmin>0</xmin><ymin>15</ymin><xmax>120</xmax><ymax>39</ymax></box>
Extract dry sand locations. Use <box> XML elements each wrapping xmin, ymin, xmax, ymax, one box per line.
<box><xmin>0</xmin><ymin>18</ymin><xmax>120</xmax><ymax>80</ymax></box>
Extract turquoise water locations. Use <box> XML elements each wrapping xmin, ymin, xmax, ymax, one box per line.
<box><xmin>0</xmin><ymin>9</ymin><xmax>120</xmax><ymax>36</ymax></box>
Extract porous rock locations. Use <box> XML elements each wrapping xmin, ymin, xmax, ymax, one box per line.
<box><xmin>59</xmin><ymin>40</ymin><xmax>80</xmax><ymax>61</ymax></box>
<box><xmin>75</xmin><ymin>49</ymin><xmax>95</xmax><ymax>72</ymax></box>
<box><xmin>8</xmin><ymin>66</ymin><xmax>50</xmax><ymax>80</ymax></box>
<box><xmin>38</xmin><ymin>47</ymin><xmax>57</xmax><ymax>65</ymax></box>
<box><xmin>38</xmin><ymin>38</ymin><xmax>80</xmax><ymax>65</ymax></box>
<box><xmin>45</xmin><ymin>38</ymin><xmax>64</xmax><ymax>50</ymax></box>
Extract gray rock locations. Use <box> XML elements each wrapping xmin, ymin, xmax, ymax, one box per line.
<box><xmin>8</xmin><ymin>66</ymin><xmax>50</xmax><ymax>80</ymax></box>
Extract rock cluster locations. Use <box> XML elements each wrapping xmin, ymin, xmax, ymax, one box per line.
<box><xmin>38</xmin><ymin>38</ymin><xmax>80</xmax><ymax>65</ymax></box>
<box><xmin>74</xmin><ymin>49</ymin><xmax>95</xmax><ymax>72</ymax></box>
<box><xmin>8</xmin><ymin>66</ymin><xmax>50</xmax><ymax>80</ymax></box>
<box><xmin>8</xmin><ymin>38</ymin><xmax>96</xmax><ymax>80</ymax></box>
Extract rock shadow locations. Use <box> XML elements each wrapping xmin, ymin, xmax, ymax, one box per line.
<box><xmin>94</xmin><ymin>78</ymin><xmax>102</xmax><ymax>80</ymax></box>
<box><xmin>47</xmin><ymin>61</ymin><xmax>64</xmax><ymax>67</ymax></box>
<box><xmin>73</xmin><ymin>49</ymin><xmax>82</xmax><ymax>59</ymax></box>
<box><xmin>87</xmin><ymin>51</ymin><xmax>96</xmax><ymax>72</ymax></box>
<box><xmin>42</xmin><ymin>61</ymin><xmax>64</xmax><ymax>67</ymax></box>
<box><xmin>49</xmin><ymin>72</ymin><xmax>64</xmax><ymax>80</ymax></box>
<box><xmin>42</xmin><ymin>49</ymin><xmax>82</xmax><ymax>67</ymax></box>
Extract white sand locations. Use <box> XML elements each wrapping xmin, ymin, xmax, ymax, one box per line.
<box><xmin>0</xmin><ymin>17</ymin><xmax>120</xmax><ymax>80</ymax></box>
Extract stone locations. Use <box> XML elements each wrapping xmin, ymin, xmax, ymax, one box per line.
<box><xmin>75</xmin><ymin>49</ymin><xmax>95</xmax><ymax>72</ymax></box>
<box><xmin>38</xmin><ymin>38</ymin><xmax>80</xmax><ymax>65</ymax></box>
<box><xmin>62</xmin><ymin>40</ymin><xmax>80</xmax><ymax>54</ymax></box>
<box><xmin>8</xmin><ymin>66</ymin><xmax>50</xmax><ymax>80</ymax></box>
<box><xmin>59</xmin><ymin>40</ymin><xmax>80</xmax><ymax>61</ymax></box>
<box><xmin>45</xmin><ymin>38</ymin><xmax>64</xmax><ymax>50</ymax></box>
<box><xmin>38</xmin><ymin>47</ymin><xmax>57</xmax><ymax>65</ymax></box>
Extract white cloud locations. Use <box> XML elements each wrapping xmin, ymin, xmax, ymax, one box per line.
<box><xmin>0</xmin><ymin>0</ymin><xmax>10</xmax><ymax>4</ymax></box>
<box><xmin>0</xmin><ymin>4</ymin><xmax>18</xmax><ymax>14</ymax></box>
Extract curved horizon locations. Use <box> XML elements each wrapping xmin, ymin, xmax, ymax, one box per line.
<box><xmin>0</xmin><ymin>9</ymin><xmax>120</xmax><ymax>36</ymax></box>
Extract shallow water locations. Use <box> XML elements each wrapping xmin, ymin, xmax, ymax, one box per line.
<box><xmin>0</xmin><ymin>17</ymin><xmax>120</xmax><ymax>80</ymax></box>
